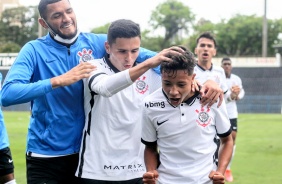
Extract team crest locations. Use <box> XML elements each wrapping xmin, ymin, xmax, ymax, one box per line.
<box><xmin>195</xmin><ymin>107</ymin><xmax>211</xmax><ymax>127</ymax></box>
<box><xmin>135</xmin><ymin>76</ymin><xmax>148</xmax><ymax>94</ymax></box>
<box><xmin>77</xmin><ymin>48</ymin><xmax>94</xmax><ymax>62</ymax></box>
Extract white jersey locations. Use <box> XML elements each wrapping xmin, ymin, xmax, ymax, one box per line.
<box><xmin>194</xmin><ymin>64</ymin><xmax>229</xmax><ymax>94</ymax></box>
<box><xmin>76</xmin><ymin>57</ymin><xmax>161</xmax><ymax>180</ymax></box>
<box><xmin>226</xmin><ymin>73</ymin><xmax>245</xmax><ymax>119</ymax></box>
<box><xmin>141</xmin><ymin>89</ymin><xmax>232</xmax><ymax>184</ymax></box>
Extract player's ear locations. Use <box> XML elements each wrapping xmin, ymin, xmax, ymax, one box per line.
<box><xmin>105</xmin><ymin>41</ymin><xmax>110</xmax><ymax>54</ymax></box>
<box><xmin>38</xmin><ymin>18</ymin><xmax>48</xmax><ymax>29</ymax></box>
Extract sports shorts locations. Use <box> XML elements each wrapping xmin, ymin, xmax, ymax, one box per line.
<box><xmin>0</xmin><ymin>147</ymin><xmax>14</xmax><ymax>176</ymax></box>
<box><xmin>230</xmin><ymin>118</ymin><xmax>238</xmax><ymax>132</ymax></box>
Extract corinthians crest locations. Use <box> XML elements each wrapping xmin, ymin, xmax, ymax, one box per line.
<box><xmin>135</xmin><ymin>76</ymin><xmax>148</xmax><ymax>94</ymax></box>
<box><xmin>77</xmin><ymin>48</ymin><xmax>94</xmax><ymax>62</ymax></box>
<box><xmin>195</xmin><ymin>107</ymin><xmax>211</xmax><ymax>127</ymax></box>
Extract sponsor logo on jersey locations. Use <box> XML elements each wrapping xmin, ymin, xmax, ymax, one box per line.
<box><xmin>195</xmin><ymin>107</ymin><xmax>211</xmax><ymax>127</ymax></box>
<box><xmin>135</xmin><ymin>76</ymin><xmax>148</xmax><ymax>94</ymax></box>
<box><xmin>104</xmin><ymin>164</ymin><xmax>145</xmax><ymax>172</ymax></box>
<box><xmin>77</xmin><ymin>48</ymin><xmax>94</xmax><ymax>62</ymax></box>
<box><xmin>145</xmin><ymin>101</ymin><xmax>165</xmax><ymax>108</ymax></box>
<box><xmin>8</xmin><ymin>159</ymin><xmax>13</xmax><ymax>163</ymax></box>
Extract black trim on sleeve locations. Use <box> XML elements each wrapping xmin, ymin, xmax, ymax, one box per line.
<box><xmin>141</xmin><ymin>138</ymin><xmax>157</xmax><ymax>146</ymax></box>
<box><xmin>88</xmin><ymin>73</ymin><xmax>106</xmax><ymax>92</ymax></box>
<box><xmin>217</xmin><ymin>126</ymin><xmax>232</xmax><ymax>138</ymax></box>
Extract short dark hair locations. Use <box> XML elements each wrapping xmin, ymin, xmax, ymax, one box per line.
<box><xmin>107</xmin><ymin>19</ymin><xmax>141</xmax><ymax>45</ymax></box>
<box><xmin>160</xmin><ymin>45</ymin><xmax>196</xmax><ymax>77</ymax></box>
<box><xmin>221</xmin><ymin>57</ymin><xmax>231</xmax><ymax>63</ymax></box>
<box><xmin>38</xmin><ymin>0</ymin><xmax>69</xmax><ymax>19</ymax></box>
<box><xmin>196</xmin><ymin>31</ymin><xmax>217</xmax><ymax>48</ymax></box>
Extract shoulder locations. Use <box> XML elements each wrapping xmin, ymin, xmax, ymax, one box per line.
<box><xmin>79</xmin><ymin>32</ymin><xmax>107</xmax><ymax>42</ymax></box>
<box><xmin>213</xmin><ymin>65</ymin><xmax>225</xmax><ymax>73</ymax></box>
<box><xmin>143</xmin><ymin>88</ymin><xmax>163</xmax><ymax>102</ymax></box>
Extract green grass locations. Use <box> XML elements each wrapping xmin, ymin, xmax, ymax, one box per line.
<box><xmin>3</xmin><ymin>112</ymin><xmax>282</xmax><ymax>184</ymax></box>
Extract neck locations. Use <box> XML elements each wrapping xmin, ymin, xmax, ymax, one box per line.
<box><xmin>198</xmin><ymin>60</ymin><xmax>212</xmax><ymax>70</ymax></box>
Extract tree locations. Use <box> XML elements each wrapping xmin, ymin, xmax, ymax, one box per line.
<box><xmin>149</xmin><ymin>0</ymin><xmax>195</xmax><ymax>48</ymax></box>
<box><xmin>0</xmin><ymin>6</ymin><xmax>39</xmax><ymax>49</ymax></box>
<box><xmin>0</xmin><ymin>41</ymin><xmax>21</xmax><ymax>53</ymax></box>
<box><xmin>91</xmin><ymin>23</ymin><xmax>110</xmax><ymax>34</ymax></box>
<box><xmin>188</xmin><ymin>18</ymin><xmax>217</xmax><ymax>51</ymax></box>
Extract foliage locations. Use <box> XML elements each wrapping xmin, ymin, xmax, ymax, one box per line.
<box><xmin>188</xmin><ymin>14</ymin><xmax>282</xmax><ymax>57</ymax></box>
<box><xmin>0</xmin><ymin>41</ymin><xmax>21</xmax><ymax>53</ymax></box>
<box><xmin>91</xmin><ymin>23</ymin><xmax>110</xmax><ymax>34</ymax></box>
<box><xmin>0</xmin><ymin>6</ymin><xmax>39</xmax><ymax>48</ymax></box>
<box><xmin>188</xmin><ymin>18</ymin><xmax>217</xmax><ymax>52</ymax></box>
<box><xmin>149</xmin><ymin>0</ymin><xmax>195</xmax><ymax>49</ymax></box>
<box><xmin>1</xmin><ymin>1</ymin><xmax>282</xmax><ymax>57</ymax></box>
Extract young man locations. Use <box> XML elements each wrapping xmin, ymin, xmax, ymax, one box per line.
<box><xmin>194</xmin><ymin>32</ymin><xmax>232</xmax><ymax>167</ymax></box>
<box><xmin>76</xmin><ymin>19</ymin><xmax>184</xmax><ymax>183</ymax></box>
<box><xmin>221</xmin><ymin>57</ymin><xmax>245</xmax><ymax>182</ymax></box>
<box><xmin>0</xmin><ymin>74</ymin><xmax>16</xmax><ymax>184</ymax></box>
<box><xmin>0</xmin><ymin>0</ymin><xmax>156</xmax><ymax>183</ymax></box>
<box><xmin>141</xmin><ymin>46</ymin><xmax>233</xmax><ymax>184</ymax></box>
<box><xmin>76</xmin><ymin>19</ymin><xmax>223</xmax><ymax>183</ymax></box>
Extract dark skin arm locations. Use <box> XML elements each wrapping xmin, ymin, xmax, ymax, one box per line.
<box><xmin>143</xmin><ymin>143</ymin><xmax>159</xmax><ymax>184</ymax></box>
<box><xmin>209</xmin><ymin>134</ymin><xmax>233</xmax><ymax>184</ymax></box>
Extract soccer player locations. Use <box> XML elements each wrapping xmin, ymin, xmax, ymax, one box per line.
<box><xmin>0</xmin><ymin>73</ymin><xmax>16</xmax><ymax>184</ymax></box>
<box><xmin>221</xmin><ymin>57</ymin><xmax>245</xmax><ymax>182</ymax></box>
<box><xmin>193</xmin><ymin>32</ymin><xmax>233</xmax><ymax>167</ymax></box>
<box><xmin>141</xmin><ymin>46</ymin><xmax>233</xmax><ymax>184</ymax></box>
<box><xmin>0</xmin><ymin>0</ymin><xmax>157</xmax><ymax>183</ymax></box>
<box><xmin>76</xmin><ymin>19</ymin><xmax>224</xmax><ymax>183</ymax></box>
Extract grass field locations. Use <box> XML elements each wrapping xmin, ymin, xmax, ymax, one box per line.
<box><xmin>3</xmin><ymin>111</ymin><xmax>282</xmax><ymax>184</ymax></box>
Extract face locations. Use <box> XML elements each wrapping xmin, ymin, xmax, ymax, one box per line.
<box><xmin>162</xmin><ymin>70</ymin><xmax>196</xmax><ymax>106</ymax></box>
<box><xmin>42</xmin><ymin>0</ymin><xmax>77</xmax><ymax>39</ymax></box>
<box><xmin>194</xmin><ymin>37</ymin><xmax>216</xmax><ymax>64</ymax></box>
<box><xmin>105</xmin><ymin>37</ymin><xmax>140</xmax><ymax>71</ymax></box>
<box><xmin>221</xmin><ymin>61</ymin><xmax>232</xmax><ymax>76</ymax></box>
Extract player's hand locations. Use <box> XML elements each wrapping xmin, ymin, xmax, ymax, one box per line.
<box><xmin>199</xmin><ymin>80</ymin><xmax>223</xmax><ymax>108</ymax></box>
<box><xmin>51</xmin><ymin>62</ymin><xmax>96</xmax><ymax>88</ymax></box>
<box><xmin>146</xmin><ymin>46</ymin><xmax>184</xmax><ymax>68</ymax></box>
<box><xmin>209</xmin><ymin>170</ymin><xmax>225</xmax><ymax>184</ymax></box>
<box><xmin>230</xmin><ymin>85</ymin><xmax>240</xmax><ymax>100</ymax></box>
<box><xmin>143</xmin><ymin>170</ymin><xmax>159</xmax><ymax>184</ymax></box>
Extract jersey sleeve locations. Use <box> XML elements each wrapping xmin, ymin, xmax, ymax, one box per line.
<box><xmin>237</xmin><ymin>75</ymin><xmax>245</xmax><ymax>100</ymax></box>
<box><xmin>214</xmin><ymin>101</ymin><xmax>232</xmax><ymax>137</ymax></box>
<box><xmin>141</xmin><ymin>98</ymin><xmax>158</xmax><ymax>144</ymax></box>
<box><xmin>87</xmin><ymin>60</ymin><xmax>133</xmax><ymax>97</ymax></box>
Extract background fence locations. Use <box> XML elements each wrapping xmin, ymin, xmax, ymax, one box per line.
<box><xmin>1</xmin><ymin>54</ymin><xmax>282</xmax><ymax>113</ymax></box>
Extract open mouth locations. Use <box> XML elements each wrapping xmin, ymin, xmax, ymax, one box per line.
<box><xmin>170</xmin><ymin>98</ymin><xmax>181</xmax><ymax>105</ymax></box>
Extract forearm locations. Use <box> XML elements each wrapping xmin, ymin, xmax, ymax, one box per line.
<box><xmin>129</xmin><ymin>60</ymin><xmax>153</xmax><ymax>82</ymax></box>
<box><xmin>144</xmin><ymin>146</ymin><xmax>159</xmax><ymax>171</ymax></box>
<box><xmin>1</xmin><ymin>79</ymin><xmax>52</xmax><ymax>106</ymax></box>
<box><xmin>89</xmin><ymin>70</ymin><xmax>133</xmax><ymax>97</ymax></box>
<box><xmin>217</xmin><ymin>135</ymin><xmax>233</xmax><ymax>174</ymax></box>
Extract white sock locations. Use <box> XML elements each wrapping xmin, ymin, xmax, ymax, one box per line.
<box><xmin>4</xmin><ymin>179</ymin><xmax>17</xmax><ymax>184</ymax></box>
<box><xmin>227</xmin><ymin>145</ymin><xmax>236</xmax><ymax>170</ymax></box>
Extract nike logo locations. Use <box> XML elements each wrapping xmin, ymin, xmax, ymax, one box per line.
<box><xmin>8</xmin><ymin>159</ymin><xmax>13</xmax><ymax>163</ymax></box>
<box><xmin>157</xmin><ymin>119</ymin><xmax>168</xmax><ymax>126</ymax></box>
